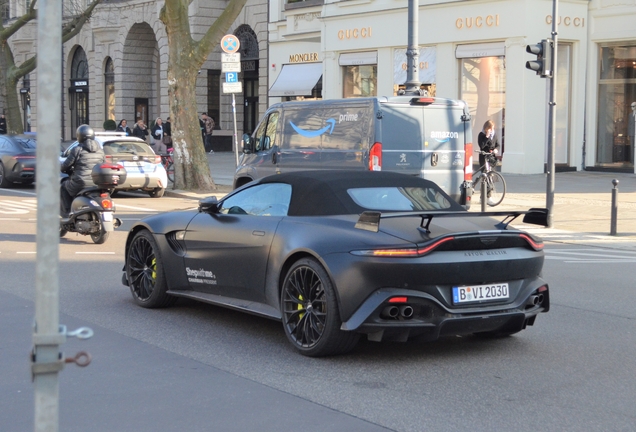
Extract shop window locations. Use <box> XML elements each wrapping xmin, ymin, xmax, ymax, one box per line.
<box><xmin>460</xmin><ymin>56</ymin><xmax>506</xmax><ymax>155</ymax></box>
<box><xmin>596</xmin><ymin>45</ymin><xmax>636</xmax><ymax>167</ymax></box>
<box><xmin>104</xmin><ymin>57</ymin><xmax>115</xmax><ymax>122</ymax></box>
<box><xmin>343</xmin><ymin>65</ymin><xmax>377</xmax><ymax>98</ymax></box>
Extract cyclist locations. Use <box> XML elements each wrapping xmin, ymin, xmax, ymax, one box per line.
<box><xmin>477</xmin><ymin>120</ymin><xmax>500</xmax><ymax>205</ymax></box>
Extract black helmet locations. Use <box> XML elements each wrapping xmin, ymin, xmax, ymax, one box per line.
<box><xmin>76</xmin><ymin>124</ymin><xmax>95</xmax><ymax>142</ymax></box>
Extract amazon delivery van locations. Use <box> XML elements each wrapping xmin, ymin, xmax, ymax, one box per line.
<box><xmin>234</xmin><ymin>96</ymin><xmax>474</xmax><ymax>207</ymax></box>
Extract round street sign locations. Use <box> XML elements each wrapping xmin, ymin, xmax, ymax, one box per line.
<box><xmin>221</xmin><ymin>34</ymin><xmax>240</xmax><ymax>54</ymax></box>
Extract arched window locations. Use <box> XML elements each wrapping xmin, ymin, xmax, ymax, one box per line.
<box><xmin>69</xmin><ymin>47</ymin><xmax>89</xmax><ymax>133</ymax></box>
<box><xmin>104</xmin><ymin>57</ymin><xmax>115</xmax><ymax>121</ymax></box>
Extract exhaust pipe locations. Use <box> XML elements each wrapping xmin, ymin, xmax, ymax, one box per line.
<box><xmin>537</xmin><ymin>294</ymin><xmax>544</xmax><ymax>305</ymax></box>
<box><xmin>381</xmin><ymin>306</ymin><xmax>399</xmax><ymax>319</ymax></box>
<box><xmin>399</xmin><ymin>305</ymin><xmax>414</xmax><ymax>319</ymax></box>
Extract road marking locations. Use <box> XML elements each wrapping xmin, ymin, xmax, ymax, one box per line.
<box><xmin>0</xmin><ymin>218</ymin><xmax>22</xmax><ymax>221</ymax></box>
<box><xmin>16</xmin><ymin>251</ymin><xmax>36</xmax><ymax>254</ymax></box>
<box><xmin>116</xmin><ymin>204</ymin><xmax>159</xmax><ymax>212</ymax></box>
<box><xmin>0</xmin><ymin>199</ymin><xmax>37</xmax><ymax>214</ymax></box>
<box><xmin>545</xmin><ymin>248</ymin><xmax>636</xmax><ymax>263</ymax></box>
<box><xmin>75</xmin><ymin>252</ymin><xmax>116</xmax><ymax>255</ymax></box>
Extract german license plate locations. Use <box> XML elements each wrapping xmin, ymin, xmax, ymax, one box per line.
<box><xmin>452</xmin><ymin>283</ymin><xmax>509</xmax><ymax>304</ymax></box>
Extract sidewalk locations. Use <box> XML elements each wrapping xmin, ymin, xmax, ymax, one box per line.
<box><xmin>166</xmin><ymin>152</ymin><xmax>636</xmax><ymax>249</ymax></box>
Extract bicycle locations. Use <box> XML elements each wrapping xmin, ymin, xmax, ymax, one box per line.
<box><xmin>160</xmin><ymin>148</ymin><xmax>175</xmax><ymax>184</ymax></box>
<box><xmin>472</xmin><ymin>151</ymin><xmax>506</xmax><ymax>207</ymax></box>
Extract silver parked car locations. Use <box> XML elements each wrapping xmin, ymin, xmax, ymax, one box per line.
<box><xmin>61</xmin><ymin>132</ymin><xmax>168</xmax><ymax>198</ymax></box>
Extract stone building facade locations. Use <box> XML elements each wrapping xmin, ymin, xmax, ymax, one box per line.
<box><xmin>3</xmin><ymin>0</ymin><xmax>268</xmax><ymax>149</ymax></box>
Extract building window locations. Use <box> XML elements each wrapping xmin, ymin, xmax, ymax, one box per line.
<box><xmin>460</xmin><ymin>55</ymin><xmax>506</xmax><ymax>154</ymax></box>
<box><xmin>104</xmin><ymin>57</ymin><xmax>115</xmax><ymax>121</ymax></box>
<box><xmin>343</xmin><ymin>65</ymin><xmax>377</xmax><ymax>98</ymax></box>
<box><xmin>597</xmin><ymin>45</ymin><xmax>636</xmax><ymax>168</ymax></box>
<box><xmin>207</xmin><ymin>69</ymin><xmax>220</xmax><ymax>128</ymax></box>
<box><xmin>1</xmin><ymin>1</ymin><xmax>10</xmax><ymax>21</ymax></box>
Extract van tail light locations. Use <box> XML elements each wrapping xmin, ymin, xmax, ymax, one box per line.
<box><xmin>369</xmin><ymin>142</ymin><xmax>382</xmax><ymax>171</ymax></box>
<box><xmin>464</xmin><ymin>142</ymin><xmax>473</xmax><ymax>182</ymax></box>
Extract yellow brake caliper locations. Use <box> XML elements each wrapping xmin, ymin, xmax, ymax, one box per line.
<box><xmin>150</xmin><ymin>257</ymin><xmax>157</xmax><ymax>283</ymax></box>
<box><xmin>298</xmin><ymin>294</ymin><xmax>304</xmax><ymax>319</ymax></box>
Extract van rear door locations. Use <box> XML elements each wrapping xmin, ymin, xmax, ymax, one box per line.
<box><xmin>379</xmin><ymin>98</ymin><xmax>467</xmax><ymax>203</ymax></box>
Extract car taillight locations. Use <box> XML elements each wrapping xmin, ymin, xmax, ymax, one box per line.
<box><xmin>410</xmin><ymin>97</ymin><xmax>435</xmax><ymax>105</ymax></box>
<box><xmin>351</xmin><ymin>236</ymin><xmax>455</xmax><ymax>257</ymax></box>
<box><xmin>464</xmin><ymin>142</ymin><xmax>473</xmax><ymax>182</ymax></box>
<box><xmin>369</xmin><ymin>142</ymin><xmax>382</xmax><ymax>171</ymax></box>
<box><xmin>15</xmin><ymin>155</ymin><xmax>35</xmax><ymax>160</ymax></box>
<box><xmin>519</xmin><ymin>233</ymin><xmax>544</xmax><ymax>251</ymax></box>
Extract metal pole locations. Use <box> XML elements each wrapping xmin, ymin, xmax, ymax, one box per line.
<box><xmin>232</xmin><ymin>93</ymin><xmax>239</xmax><ymax>167</ymax></box>
<box><xmin>404</xmin><ymin>0</ymin><xmax>421</xmax><ymax>95</ymax></box>
<box><xmin>546</xmin><ymin>0</ymin><xmax>559</xmax><ymax>228</ymax></box>
<box><xmin>610</xmin><ymin>179</ymin><xmax>619</xmax><ymax>235</ymax></box>
<box><xmin>480</xmin><ymin>176</ymin><xmax>487</xmax><ymax>212</ymax></box>
<box><xmin>34</xmin><ymin>0</ymin><xmax>62</xmax><ymax>430</ymax></box>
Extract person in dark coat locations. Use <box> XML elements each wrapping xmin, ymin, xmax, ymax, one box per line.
<box><xmin>60</xmin><ymin>125</ymin><xmax>105</xmax><ymax>218</ymax></box>
<box><xmin>0</xmin><ymin>114</ymin><xmax>7</xmax><ymax>134</ymax></box>
<box><xmin>132</xmin><ymin>119</ymin><xmax>149</xmax><ymax>141</ymax></box>
<box><xmin>116</xmin><ymin>119</ymin><xmax>132</xmax><ymax>136</ymax></box>
<box><xmin>477</xmin><ymin>120</ymin><xmax>500</xmax><ymax>172</ymax></box>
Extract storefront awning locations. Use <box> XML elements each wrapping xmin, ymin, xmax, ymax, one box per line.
<box><xmin>455</xmin><ymin>42</ymin><xmax>505</xmax><ymax>59</ymax></box>
<box><xmin>269</xmin><ymin>63</ymin><xmax>322</xmax><ymax>97</ymax></box>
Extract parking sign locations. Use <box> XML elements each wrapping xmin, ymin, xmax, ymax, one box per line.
<box><xmin>225</xmin><ymin>72</ymin><xmax>238</xmax><ymax>83</ymax></box>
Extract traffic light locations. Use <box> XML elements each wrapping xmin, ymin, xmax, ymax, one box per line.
<box><xmin>525</xmin><ymin>39</ymin><xmax>553</xmax><ymax>78</ymax></box>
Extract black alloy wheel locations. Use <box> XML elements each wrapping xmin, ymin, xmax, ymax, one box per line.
<box><xmin>281</xmin><ymin>258</ymin><xmax>359</xmax><ymax>357</ymax></box>
<box><xmin>126</xmin><ymin>230</ymin><xmax>177</xmax><ymax>308</ymax></box>
<box><xmin>0</xmin><ymin>163</ymin><xmax>11</xmax><ymax>188</ymax></box>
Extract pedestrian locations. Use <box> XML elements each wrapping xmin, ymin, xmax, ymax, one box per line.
<box><xmin>202</xmin><ymin>113</ymin><xmax>215</xmax><ymax>153</ymax></box>
<box><xmin>163</xmin><ymin>117</ymin><xmax>172</xmax><ymax>148</ymax></box>
<box><xmin>150</xmin><ymin>117</ymin><xmax>167</xmax><ymax>154</ymax></box>
<box><xmin>132</xmin><ymin>119</ymin><xmax>149</xmax><ymax>141</ymax></box>
<box><xmin>0</xmin><ymin>114</ymin><xmax>7</xmax><ymax>134</ymax></box>
<box><xmin>199</xmin><ymin>113</ymin><xmax>206</xmax><ymax>150</ymax></box>
<box><xmin>116</xmin><ymin>119</ymin><xmax>132</xmax><ymax>136</ymax></box>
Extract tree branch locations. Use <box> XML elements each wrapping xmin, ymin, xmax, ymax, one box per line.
<box><xmin>62</xmin><ymin>0</ymin><xmax>101</xmax><ymax>41</ymax></box>
<box><xmin>194</xmin><ymin>0</ymin><xmax>248</xmax><ymax>61</ymax></box>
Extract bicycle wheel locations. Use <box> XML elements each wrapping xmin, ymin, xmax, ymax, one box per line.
<box><xmin>166</xmin><ymin>161</ymin><xmax>175</xmax><ymax>184</ymax></box>
<box><xmin>486</xmin><ymin>171</ymin><xmax>506</xmax><ymax>206</ymax></box>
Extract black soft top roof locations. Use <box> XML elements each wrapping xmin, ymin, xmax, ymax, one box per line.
<box><xmin>257</xmin><ymin>170</ymin><xmax>462</xmax><ymax>216</ymax></box>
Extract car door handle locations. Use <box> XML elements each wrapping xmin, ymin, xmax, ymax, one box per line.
<box><xmin>252</xmin><ymin>230</ymin><xmax>265</xmax><ymax>236</ymax></box>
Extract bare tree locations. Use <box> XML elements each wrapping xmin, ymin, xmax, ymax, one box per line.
<box><xmin>0</xmin><ymin>0</ymin><xmax>101</xmax><ymax>134</ymax></box>
<box><xmin>160</xmin><ymin>0</ymin><xmax>248</xmax><ymax>191</ymax></box>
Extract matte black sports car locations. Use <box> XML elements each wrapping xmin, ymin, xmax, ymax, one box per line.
<box><xmin>0</xmin><ymin>134</ymin><xmax>36</xmax><ymax>187</ymax></box>
<box><xmin>122</xmin><ymin>170</ymin><xmax>550</xmax><ymax>357</ymax></box>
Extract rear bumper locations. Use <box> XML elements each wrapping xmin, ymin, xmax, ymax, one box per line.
<box><xmin>7</xmin><ymin>161</ymin><xmax>36</xmax><ymax>183</ymax></box>
<box><xmin>341</xmin><ymin>282</ymin><xmax>549</xmax><ymax>342</ymax></box>
<box><xmin>115</xmin><ymin>170</ymin><xmax>167</xmax><ymax>191</ymax></box>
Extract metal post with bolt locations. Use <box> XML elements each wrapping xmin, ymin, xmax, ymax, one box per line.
<box><xmin>610</xmin><ymin>179</ymin><xmax>619</xmax><ymax>236</ymax></box>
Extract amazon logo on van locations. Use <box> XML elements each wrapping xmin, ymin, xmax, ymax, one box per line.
<box><xmin>430</xmin><ymin>131</ymin><xmax>459</xmax><ymax>143</ymax></box>
<box><xmin>290</xmin><ymin>119</ymin><xmax>336</xmax><ymax>138</ymax></box>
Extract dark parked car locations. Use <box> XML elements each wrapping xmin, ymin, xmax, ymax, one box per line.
<box><xmin>0</xmin><ymin>134</ymin><xmax>36</xmax><ymax>187</ymax></box>
<box><xmin>122</xmin><ymin>170</ymin><xmax>550</xmax><ymax>357</ymax></box>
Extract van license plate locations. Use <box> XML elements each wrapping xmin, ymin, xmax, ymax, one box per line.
<box><xmin>452</xmin><ymin>283</ymin><xmax>509</xmax><ymax>304</ymax></box>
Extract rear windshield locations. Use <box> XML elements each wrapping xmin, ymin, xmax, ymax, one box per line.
<box><xmin>103</xmin><ymin>142</ymin><xmax>153</xmax><ymax>156</ymax></box>
<box><xmin>347</xmin><ymin>186</ymin><xmax>453</xmax><ymax>211</ymax></box>
<box><xmin>15</xmin><ymin>138</ymin><xmax>37</xmax><ymax>150</ymax></box>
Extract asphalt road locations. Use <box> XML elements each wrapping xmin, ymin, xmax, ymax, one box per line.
<box><xmin>1</xmin><ymin>187</ymin><xmax>636</xmax><ymax>431</ymax></box>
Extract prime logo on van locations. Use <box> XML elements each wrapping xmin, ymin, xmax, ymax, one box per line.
<box><xmin>290</xmin><ymin>119</ymin><xmax>336</xmax><ymax>138</ymax></box>
<box><xmin>430</xmin><ymin>131</ymin><xmax>459</xmax><ymax>143</ymax></box>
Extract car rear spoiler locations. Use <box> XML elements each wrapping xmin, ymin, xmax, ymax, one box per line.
<box><xmin>355</xmin><ymin>208</ymin><xmax>549</xmax><ymax>233</ymax></box>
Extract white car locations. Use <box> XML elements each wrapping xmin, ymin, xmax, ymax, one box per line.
<box><xmin>61</xmin><ymin>132</ymin><xmax>168</xmax><ymax>198</ymax></box>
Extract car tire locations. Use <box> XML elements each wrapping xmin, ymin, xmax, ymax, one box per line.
<box><xmin>149</xmin><ymin>188</ymin><xmax>165</xmax><ymax>198</ymax></box>
<box><xmin>126</xmin><ymin>229</ymin><xmax>177</xmax><ymax>308</ymax></box>
<box><xmin>281</xmin><ymin>257</ymin><xmax>359</xmax><ymax>357</ymax></box>
<box><xmin>0</xmin><ymin>163</ymin><xmax>12</xmax><ymax>188</ymax></box>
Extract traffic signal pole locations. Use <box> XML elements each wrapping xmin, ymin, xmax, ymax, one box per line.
<box><xmin>546</xmin><ymin>0</ymin><xmax>559</xmax><ymax>228</ymax></box>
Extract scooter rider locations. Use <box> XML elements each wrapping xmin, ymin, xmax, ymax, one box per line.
<box><xmin>60</xmin><ymin>124</ymin><xmax>105</xmax><ymax>218</ymax></box>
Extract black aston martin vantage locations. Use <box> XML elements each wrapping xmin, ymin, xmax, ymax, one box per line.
<box><xmin>122</xmin><ymin>170</ymin><xmax>550</xmax><ymax>357</ymax></box>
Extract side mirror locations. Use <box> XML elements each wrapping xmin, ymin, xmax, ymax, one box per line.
<box><xmin>242</xmin><ymin>134</ymin><xmax>253</xmax><ymax>154</ymax></box>
<box><xmin>198</xmin><ymin>196</ymin><xmax>219</xmax><ymax>213</ymax></box>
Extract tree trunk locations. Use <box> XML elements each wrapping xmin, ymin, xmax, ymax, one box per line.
<box><xmin>0</xmin><ymin>39</ymin><xmax>24</xmax><ymax>134</ymax></box>
<box><xmin>161</xmin><ymin>0</ymin><xmax>248</xmax><ymax>191</ymax></box>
